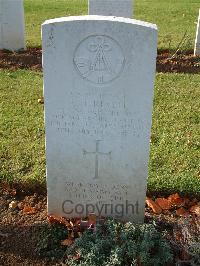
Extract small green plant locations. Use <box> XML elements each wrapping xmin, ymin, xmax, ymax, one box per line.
<box><xmin>66</xmin><ymin>219</ymin><xmax>173</xmax><ymax>266</ymax></box>
<box><xmin>36</xmin><ymin>223</ymin><xmax>68</xmax><ymax>258</ymax></box>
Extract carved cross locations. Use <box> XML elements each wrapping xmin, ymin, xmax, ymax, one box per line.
<box><xmin>83</xmin><ymin>140</ymin><xmax>111</xmax><ymax>179</ymax></box>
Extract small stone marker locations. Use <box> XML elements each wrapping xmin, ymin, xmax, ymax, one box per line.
<box><xmin>42</xmin><ymin>16</ymin><xmax>157</xmax><ymax>222</ymax></box>
<box><xmin>194</xmin><ymin>9</ymin><xmax>200</xmax><ymax>56</ymax></box>
<box><xmin>0</xmin><ymin>0</ymin><xmax>25</xmax><ymax>51</ymax></box>
<box><xmin>89</xmin><ymin>0</ymin><xmax>133</xmax><ymax>18</ymax></box>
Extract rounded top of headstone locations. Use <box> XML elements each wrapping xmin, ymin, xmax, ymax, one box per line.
<box><xmin>42</xmin><ymin>15</ymin><xmax>157</xmax><ymax>31</ymax></box>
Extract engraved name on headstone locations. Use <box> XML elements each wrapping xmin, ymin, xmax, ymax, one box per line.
<box><xmin>89</xmin><ymin>0</ymin><xmax>133</xmax><ymax>18</ymax></box>
<box><xmin>194</xmin><ymin>9</ymin><xmax>200</xmax><ymax>56</ymax></box>
<box><xmin>0</xmin><ymin>0</ymin><xmax>25</xmax><ymax>51</ymax></box>
<box><xmin>42</xmin><ymin>16</ymin><xmax>157</xmax><ymax>222</ymax></box>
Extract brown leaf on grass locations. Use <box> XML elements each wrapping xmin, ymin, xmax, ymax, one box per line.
<box><xmin>168</xmin><ymin>193</ymin><xmax>185</xmax><ymax>207</ymax></box>
<box><xmin>155</xmin><ymin>198</ymin><xmax>172</xmax><ymax>210</ymax></box>
<box><xmin>146</xmin><ymin>198</ymin><xmax>162</xmax><ymax>214</ymax></box>
<box><xmin>23</xmin><ymin>206</ymin><xmax>36</xmax><ymax>214</ymax></box>
<box><xmin>61</xmin><ymin>238</ymin><xmax>74</xmax><ymax>246</ymax></box>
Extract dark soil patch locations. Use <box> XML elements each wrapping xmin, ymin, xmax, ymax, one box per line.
<box><xmin>0</xmin><ymin>48</ymin><xmax>199</xmax><ymax>74</ymax></box>
<box><xmin>157</xmin><ymin>50</ymin><xmax>200</xmax><ymax>74</ymax></box>
<box><xmin>0</xmin><ymin>186</ymin><xmax>199</xmax><ymax>266</ymax></box>
<box><xmin>0</xmin><ymin>48</ymin><xmax>42</xmax><ymax>71</ymax></box>
<box><xmin>0</xmin><ymin>190</ymin><xmax>61</xmax><ymax>266</ymax></box>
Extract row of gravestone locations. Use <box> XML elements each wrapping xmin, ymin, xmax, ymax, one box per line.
<box><xmin>0</xmin><ymin>0</ymin><xmax>133</xmax><ymax>51</ymax></box>
<box><xmin>0</xmin><ymin>0</ymin><xmax>200</xmax><ymax>55</ymax></box>
<box><xmin>0</xmin><ymin>1</ymin><xmax>198</xmax><ymax>223</ymax></box>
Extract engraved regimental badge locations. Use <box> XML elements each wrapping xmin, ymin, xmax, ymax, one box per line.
<box><xmin>74</xmin><ymin>35</ymin><xmax>125</xmax><ymax>84</ymax></box>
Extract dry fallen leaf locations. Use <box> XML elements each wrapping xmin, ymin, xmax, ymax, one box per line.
<box><xmin>168</xmin><ymin>193</ymin><xmax>185</xmax><ymax>207</ymax></box>
<box><xmin>146</xmin><ymin>197</ymin><xmax>162</xmax><ymax>214</ymax></box>
<box><xmin>48</xmin><ymin>215</ymin><xmax>72</xmax><ymax>228</ymax></box>
<box><xmin>23</xmin><ymin>206</ymin><xmax>36</xmax><ymax>214</ymax></box>
<box><xmin>176</xmin><ymin>207</ymin><xmax>188</xmax><ymax>216</ymax></box>
<box><xmin>155</xmin><ymin>198</ymin><xmax>172</xmax><ymax>210</ymax></box>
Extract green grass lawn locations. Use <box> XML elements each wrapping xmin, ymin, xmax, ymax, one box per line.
<box><xmin>0</xmin><ymin>70</ymin><xmax>199</xmax><ymax>196</ymax></box>
<box><xmin>24</xmin><ymin>0</ymin><xmax>199</xmax><ymax>50</ymax></box>
<box><xmin>0</xmin><ymin>71</ymin><xmax>45</xmax><ymax>186</ymax></box>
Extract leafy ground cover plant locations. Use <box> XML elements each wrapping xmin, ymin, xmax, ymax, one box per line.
<box><xmin>66</xmin><ymin>219</ymin><xmax>173</xmax><ymax>266</ymax></box>
<box><xmin>36</xmin><ymin>223</ymin><xmax>68</xmax><ymax>258</ymax></box>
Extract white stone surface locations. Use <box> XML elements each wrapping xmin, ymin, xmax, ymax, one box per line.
<box><xmin>194</xmin><ymin>9</ymin><xmax>200</xmax><ymax>56</ymax></box>
<box><xmin>42</xmin><ymin>16</ymin><xmax>157</xmax><ymax>222</ymax></box>
<box><xmin>89</xmin><ymin>0</ymin><xmax>133</xmax><ymax>18</ymax></box>
<box><xmin>0</xmin><ymin>0</ymin><xmax>25</xmax><ymax>51</ymax></box>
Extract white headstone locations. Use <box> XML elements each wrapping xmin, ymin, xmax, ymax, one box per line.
<box><xmin>0</xmin><ymin>0</ymin><xmax>25</xmax><ymax>51</ymax></box>
<box><xmin>42</xmin><ymin>16</ymin><xmax>157</xmax><ymax>222</ymax></box>
<box><xmin>194</xmin><ymin>9</ymin><xmax>200</xmax><ymax>56</ymax></box>
<box><xmin>89</xmin><ymin>0</ymin><xmax>133</xmax><ymax>18</ymax></box>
